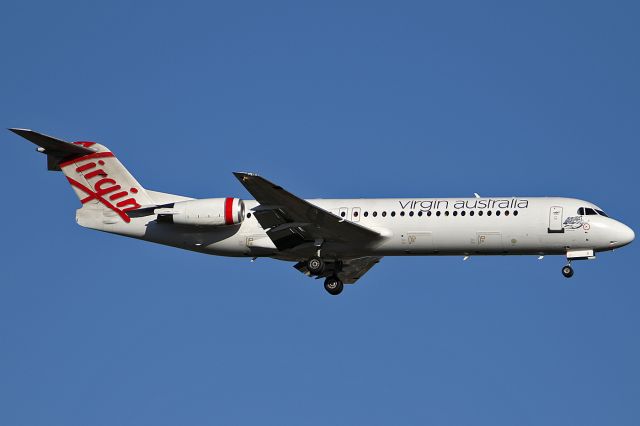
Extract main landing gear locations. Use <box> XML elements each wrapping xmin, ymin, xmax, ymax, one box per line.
<box><xmin>324</xmin><ymin>276</ymin><xmax>344</xmax><ymax>295</ymax></box>
<box><xmin>562</xmin><ymin>264</ymin><xmax>574</xmax><ymax>278</ymax></box>
<box><xmin>307</xmin><ymin>257</ymin><xmax>325</xmax><ymax>275</ymax></box>
<box><xmin>305</xmin><ymin>257</ymin><xmax>344</xmax><ymax>295</ymax></box>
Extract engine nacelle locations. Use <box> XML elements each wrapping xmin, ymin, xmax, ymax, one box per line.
<box><xmin>155</xmin><ymin>198</ymin><xmax>245</xmax><ymax>226</ymax></box>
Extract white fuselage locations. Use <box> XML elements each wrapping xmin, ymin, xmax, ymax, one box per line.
<box><xmin>10</xmin><ymin>129</ymin><xmax>634</xmax><ymax>289</ymax></box>
<box><xmin>76</xmin><ymin>195</ymin><xmax>634</xmax><ymax>262</ymax></box>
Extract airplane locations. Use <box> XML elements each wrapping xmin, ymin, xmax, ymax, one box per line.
<box><xmin>9</xmin><ymin>128</ymin><xmax>635</xmax><ymax>295</ymax></box>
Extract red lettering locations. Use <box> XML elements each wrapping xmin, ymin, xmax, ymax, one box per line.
<box><xmin>59</xmin><ymin>152</ymin><xmax>114</xmax><ymax>169</ymax></box>
<box><xmin>85</xmin><ymin>169</ymin><xmax>107</xmax><ymax>180</ymax></box>
<box><xmin>116</xmin><ymin>198</ymin><xmax>142</xmax><ymax>212</ymax></box>
<box><xmin>108</xmin><ymin>191</ymin><xmax>129</xmax><ymax>200</ymax></box>
<box><xmin>66</xmin><ymin>177</ymin><xmax>132</xmax><ymax>223</ymax></box>
<box><xmin>76</xmin><ymin>162</ymin><xmax>96</xmax><ymax>173</ymax></box>
<box><xmin>94</xmin><ymin>178</ymin><xmax>122</xmax><ymax>198</ymax></box>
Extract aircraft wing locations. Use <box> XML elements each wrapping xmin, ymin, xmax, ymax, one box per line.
<box><xmin>233</xmin><ymin>172</ymin><xmax>380</xmax><ymax>250</ymax></box>
<box><xmin>294</xmin><ymin>256</ymin><xmax>383</xmax><ymax>284</ymax></box>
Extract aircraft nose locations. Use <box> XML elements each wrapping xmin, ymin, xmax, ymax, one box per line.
<box><xmin>612</xmin><ymin>222</ymin><xmax>635</xmax><ymax>248</ymax></box>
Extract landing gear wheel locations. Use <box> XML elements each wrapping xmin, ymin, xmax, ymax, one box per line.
<box><xmin>562</xmin><ymin>265</ymin><xmax>574</xmax><ymax>278</ymax></box>
<box><xmin>307</xmin><ymin>257</ymin><xmax>325</xmax><ymax>275</ymax></box>
<box><xmin>324</xmin><ymin>276</ymin><xmax>344</xmax><ymax>295</ymax></box>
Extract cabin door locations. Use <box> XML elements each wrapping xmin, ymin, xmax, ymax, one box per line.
<box><xmin>548</xmin><ymin>206</ymin><xmax>564</xmax><ymax>233</ymax></box>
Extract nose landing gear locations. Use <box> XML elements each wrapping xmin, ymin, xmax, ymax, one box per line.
<box><xmin>562</xmin><ymin>249</ymin><xmax>597</xmax><ymax>278</ymax></box>
<box><xmin>562</xmin><ymin>264</ymin><xmax>574</xmax><ymax>278</ymax></box>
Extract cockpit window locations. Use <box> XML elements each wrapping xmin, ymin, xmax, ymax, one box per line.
<box><xmin>578</xmin><ymin>207</ymin><xmax>608</xmax><ymax>217</ymax></box>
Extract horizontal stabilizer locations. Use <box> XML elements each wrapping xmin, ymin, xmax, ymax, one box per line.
<box><xmin>9</xmin><ymin>128</ymin><xmax>96</xmax><ymax>171</ymax></box>
<box><xmin>9</xmin><ymin>128</ymin><xmax>95</xmax><ymax>155</ymax></box>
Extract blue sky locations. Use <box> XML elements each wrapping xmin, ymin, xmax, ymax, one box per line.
<box><xmin>1</xmin><ymin>1</ymin><xmax>639</xmax><ymax>424</ymax></box>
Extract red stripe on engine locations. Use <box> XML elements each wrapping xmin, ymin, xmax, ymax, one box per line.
<box><xmin>59</xmin><ymin>152</ymin><xmax>115</xmax><ymax>168</ymax></box>
<box><xmin>224</xmin><ymin>197</ymin><xmax>234</xmax><ymax>225</ymax></box>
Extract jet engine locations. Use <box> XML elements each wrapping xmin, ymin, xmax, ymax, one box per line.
<box><xmin>155</xmin><ymin>198</ymin><xmax>245</xmax><ymax>226</ymax></box>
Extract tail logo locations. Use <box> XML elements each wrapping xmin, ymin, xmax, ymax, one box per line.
<box><xmin>61</xmin><ymin>152</ymin><xmax>141</xmax><ymax>223</ymax></box>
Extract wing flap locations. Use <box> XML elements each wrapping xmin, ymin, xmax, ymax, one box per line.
<box><xmin>252</xmin><ymin>208</ymin><xmax>288</xmax><ymax>229</ymax></box>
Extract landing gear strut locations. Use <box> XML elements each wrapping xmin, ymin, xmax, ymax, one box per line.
<box><xmin>307</xmin><ymin>257</ymin><xmax>325</xmax><ymax>275</ymax></box>
<box><xmin>324</xmin><ymin>276</ymin><xmax>344</xmax><ymax>295</ymax></box>
<box><xmin>562</xmin><ymin>264</ymin><xmax>574</xmax><ymax>278</ymax></box>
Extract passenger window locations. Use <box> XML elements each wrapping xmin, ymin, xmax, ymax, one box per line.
<box><xmin>504</xmin><ymin>210</ymin><xmax>509</xmax><ymax>216</ymax></box>
<box><xmin>364</xmin><ymin>211</ymin><xmax>369</xmax><ymax>217</ymax></box>
<box><xmin>391</xmin><ymin>211</ymin><xmax>396</xmax><ymax>217</ymax></box>
<box><xmin>445</xmin><ymin>211</ymin><xmax>450</xmax><ymax>216</ymax></box>
<box><xmin>436</xmin><ymin>211</ymin><xmax>441</xmax><ymax>217</ymax></box>
<box><xmin>409</xmin><ymin>211</ymin><xmax>414</xmax><ymax>217</ymax></box>
<box><xmin>340</xmin><ymin>211</ymin><xmax>346</xmax><ymax>217</ymax></box>
<box><xmin>496</xmin><ymin>211</ymin><xmax>501</xmax><ymax>216</ymax></box>
<box><xmin>382</xmin><ymin>211</ymin><xmax>387</xmax><ymax>217</ymax></box>
<box><xmin>469</xmin><ymin>211</ymin><xmax>474</xmax><ymax>216</ymax></box>
<box><xmin>478</xmin><ymin>211</ymin><xmax>483</xmax><ymax>216</ymax></box>
<box><xmin>418</xmin><ymin>211</ymin><xmax>423</xmax><ymax>217</ymax></box>
<box><xmin>427</xmin><ymin>211</ymin><xmax>432</xmax><ymax>217</ymax></box>
<box><xmin>400</xmin><ymin>211</ymin><xmax>405</xmax><ymax>217</ymax></box>
<box><xmin>487</xmin><ymin>211</ymin><xmax>492</xmax><ymax>216</ymax></box>
<box><xmin>353</xmin><ymin>211</ymin><xmax>359</xmax><ymax>217</ymax></box>
<box><xmin>453</xmin><ymin>211</ymin><xmax>458</xmax><ymax>216</ymax></box>
<box><xmin>461</xmin><ymin>211</ymin><xmax>466</xmax><ymax>216</ymax></box>
<box><xmin>513</xmin><ymin>210</ymin><xmax>518</xmax><ymax>216</ymax></box>
<box><xmin>373</xmin><ymin>211</ymin><xmax>377</xmax><ymax>217</ymax></box>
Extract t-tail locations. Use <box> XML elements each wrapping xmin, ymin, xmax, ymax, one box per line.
<box><xmin>9</xmin><ymin>128</ymin><xmax>154</xmax><ymax>224</ymax></box>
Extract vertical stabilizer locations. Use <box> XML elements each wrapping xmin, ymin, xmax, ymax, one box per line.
<box><xmin>10</xmin><ymin>129</ymin><xmax>154</xmax><ymax>224</ymax></box>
